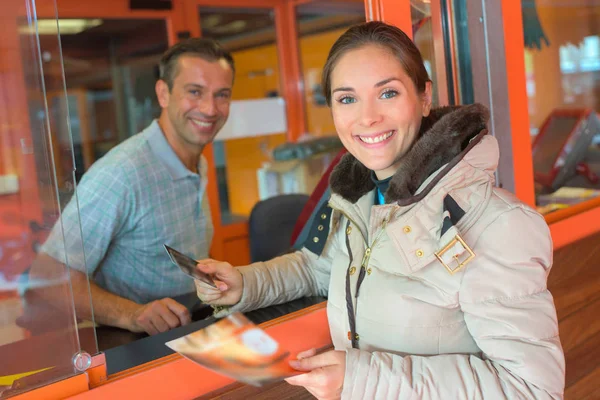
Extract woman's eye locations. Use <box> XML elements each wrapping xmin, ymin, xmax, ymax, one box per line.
<box><xmin>339</xmin><ymin>96</ymin><xmax>356</xmax><ymax>104</ymax></box>
<box><xmin>381</xmin><ymin>90</ymin><xmax>398</xmax><ymax>99</ymax></box>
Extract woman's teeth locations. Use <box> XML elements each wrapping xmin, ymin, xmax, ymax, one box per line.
<box><xmin>360</xmin><ymin>131</ymin><xmax>393</xmax><ymax>144</ymax></box>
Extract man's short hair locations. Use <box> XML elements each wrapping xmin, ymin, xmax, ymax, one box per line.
<box><xmin>159</xmin><ymin>38</ymin><xmax>235</xmax><ymax>90</ymax></box>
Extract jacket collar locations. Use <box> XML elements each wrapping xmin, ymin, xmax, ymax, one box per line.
<box><xmin>329</xmin><ymin>103</ymin><xmax>490</xmax><ymax>206</ymax></box>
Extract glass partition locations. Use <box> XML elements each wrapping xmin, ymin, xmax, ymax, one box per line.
<box><xmin>39</xmin><ymin>18</ymin><xmax>168</xmax><ymax>183</ymax></box>
<box><xmin>522</xmin><ymin>0</ymin><xmax>600</xmax><ymax>214</ymax></box>
<box><xmin>0</xmin><ymin>1</ymin><xmax>97</xmax><ymax>397</ymax></box>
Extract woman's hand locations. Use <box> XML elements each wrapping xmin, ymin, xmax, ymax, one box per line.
<box><xmin>285</xmin><ymin>349</ymin><xmax>346</xmax><ymax>400</ymax></box>
<box><xmin>195</xmin><ymin>259</ymin><xmax>243</xmax><ymax>306</ymax></box>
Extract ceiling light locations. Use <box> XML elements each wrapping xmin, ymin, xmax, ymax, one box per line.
<box><xmin>19</xmin><ymin>19</ymin><xmax>103</xmax><ymax>35</ymax></box>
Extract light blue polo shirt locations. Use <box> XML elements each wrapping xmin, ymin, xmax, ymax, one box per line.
<box><xmin>41</xmin><ymin>120</ymin><xmax>213</xmax><ymax>304</ymax></box>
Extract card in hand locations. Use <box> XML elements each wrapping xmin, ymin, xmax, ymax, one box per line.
<box><xmin>164</xmin><ymin>244</ymin><xmax>217</xmax><ymax>288</ymax></box>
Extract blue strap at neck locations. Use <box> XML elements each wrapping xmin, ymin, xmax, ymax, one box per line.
<box><xmin>376</xmin><ymin>188</ymin><xmax>385</xmax><ymax>205</ymax></box>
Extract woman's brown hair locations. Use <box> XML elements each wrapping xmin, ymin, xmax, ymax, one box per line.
<box><xmin>321</xmin><ymin>21</ymin><xmax>430</xmax><ymax>106</ymax></box>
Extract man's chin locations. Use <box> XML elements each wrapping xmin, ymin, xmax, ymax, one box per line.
<box><xmin>183</xmin><ymin>129</ymin><xmax>212</xmax><ymax>144</ymax></box>
<box><xmin>195</xmin><ymin>136</ymin><xmax>218</xmax><ymax>149</ymax></box>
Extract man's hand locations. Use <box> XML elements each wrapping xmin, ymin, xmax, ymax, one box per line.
<box><xmin>285</xmin><ymin>349</ymin><xmax>346</xmax><ymax>400</ymax></box>
<box><xmin>129</xmin><ymin>298</ymin><xmax>191</xmax><ymax>335</ymax></box>
<box><xmin>195</xmin><ymin>259</ymin><xmax>243</xmax><ymax>306</ymax></box>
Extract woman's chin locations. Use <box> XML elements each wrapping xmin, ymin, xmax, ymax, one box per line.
<box><xmin>365</xmin><ymin>163</ymin><xmax>397</xmax><ymax>177</ymax></box>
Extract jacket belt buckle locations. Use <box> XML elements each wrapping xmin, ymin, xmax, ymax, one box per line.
<box><xmin>434</xmin><ymin>234</ymin><xmax>475</xmax><ymax>275</ymax></box>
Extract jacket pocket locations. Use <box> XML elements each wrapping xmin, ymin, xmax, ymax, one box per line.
<box><xmin>386</xmin><ymin>214</ymin><xmax>441</xmax><ymax>275</ymax></box>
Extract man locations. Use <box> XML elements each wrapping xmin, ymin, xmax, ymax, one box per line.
<box><xmin>30</xmin><ymin>38</ymin><xmax>234</xmax><ymax>335</ymax></box>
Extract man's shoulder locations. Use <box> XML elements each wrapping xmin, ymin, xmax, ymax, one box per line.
<box><xmin>91</xmin><ymin>128</ymin><xmax>157</xmax><ymax>175</ymax></box>
<box><xmin>105</xmin><ymin>132</ymin><xmax>152</xmax><ymax>163</ymax></box>
<box><xmin>75</xmin><ymin>132</ymin><xmax>157</xmax><ymax>198</ymax></box>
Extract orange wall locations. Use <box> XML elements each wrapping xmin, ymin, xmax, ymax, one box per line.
<box><xmin>223</xmin><ymin>28</ymin><xmax>348</xmax><ymax>218</ymax></box>
<box><xmin>229</xmin><ymin>27</ymin><xmax>348</xmax><ymax>137</ymax></box>
<box><xmin>298</xmin><ymin>28</ymin><xmax>348</xmax><ymax>137</ymax></box>
<box><xmin>223</xmin><ymin>43</ymin><xmax>285</xmax><ymax>218</ymax></box>
<box><xmin>230</xmin><ymin>44</ymin><xmax>281</xmax><ymax>101</ymax></box>
<box><xmin>224</xmin><ymin>134</ymin><xmax>288</xmax><ymax>218</ymax></box>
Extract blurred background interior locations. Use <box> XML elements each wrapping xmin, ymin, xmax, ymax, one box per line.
<box><xmin>2</xmin><ymin>0</ymin><xmax>600</xmax><ymax>398</ymax></box>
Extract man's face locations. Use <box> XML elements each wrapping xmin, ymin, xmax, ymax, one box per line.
<box><xmin>157</xmin><ymin>55</ymin><xmax>233</xmax><ymax>150</ymax></box>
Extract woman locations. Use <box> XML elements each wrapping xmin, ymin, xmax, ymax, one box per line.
<box><xmin>196</xmin><ymin>21</ymin><xmax>565</xmax><ymax>399</ymax></box>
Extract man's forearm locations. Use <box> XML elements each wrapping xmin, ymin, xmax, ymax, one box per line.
<box><xmin>30</xmin><ymin>253</ymin><xmax>141</xmax><ymax>331</ymax></box>
<box><xmin>69</xmin><ymin>267</ymin><xmax>141</xmax><ymax>330</ymax></box>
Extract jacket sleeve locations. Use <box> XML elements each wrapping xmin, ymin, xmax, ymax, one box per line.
<box><xmin>207</xmin><ymin>223</ymin><xmax>340</xmax><ymax>317</ymax></box>
<box><xmin>342</xmin><ymin>207</ymin><xmax>565</xmax><ymax>400</ymax></box>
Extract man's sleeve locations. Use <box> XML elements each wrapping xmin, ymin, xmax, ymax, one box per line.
<box><xmin>41</xmin><ymin>164</ymin><xmax>133</xmax><ymax>276</ymax></box>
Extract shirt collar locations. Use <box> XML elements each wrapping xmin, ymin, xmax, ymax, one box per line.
<box><xmin>370</xmin><ymin>171</ymin><xmax>392</xmax><ymax>205</ymax></box>
<box><xmin>370</xmin><ymin>170</ymin><xmax>392</xmax><ymax>194</ymax></box>
<box><xmin>146</xmin><ymin>120</ymin><xmax>200</xmax><ymax>181</ymax></box>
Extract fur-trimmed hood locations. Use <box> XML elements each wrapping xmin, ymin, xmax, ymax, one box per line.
<box><xmin>329</xmin><ymin>103</ymin><xmax>490</xmax><ymax>205</ymax></box>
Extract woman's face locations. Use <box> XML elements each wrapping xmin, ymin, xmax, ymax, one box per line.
<box><xmin>330</xmin><ymin>44</ymin><xmax>432</xmax><ymax>179</ymax></box>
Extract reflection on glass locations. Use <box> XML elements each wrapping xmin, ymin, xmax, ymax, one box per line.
<box><xmin>533</xmin><ymin>115</ymin><xmax>582</xmax><ymax>178</ymax></box>
<box><xmin>0</xmin><ymin>5</ymin><xmax>97</xmax><ymax>397</ymax></box>
<box><xmin>199</xmin><ymin>6</ymin><xmax>288</xmax><ymax>223</ymax></box>
<box><xmin>447</xmin><ymin>0</ymin><xmax>473</xmax><ymax>106</ymax></box>
<box><xmin>296</xmin><ymin>1</ymin><xmax>365</xmax><ymax>137</ymax></box>
<box><xmin>523</xmin><ymin>1</ymin><xmax>600</xmax><ymax>213</ymax></box>
<box><xmin>411</xmin><ymin>0</ymin><xmax>440</xmax><ymax>106</ymax></box>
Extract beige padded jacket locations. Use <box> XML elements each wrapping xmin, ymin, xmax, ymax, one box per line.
<box><xmin>202</xmin><ymin>105</ymin><xmax>565</xmax><ymax>399</ymax></box>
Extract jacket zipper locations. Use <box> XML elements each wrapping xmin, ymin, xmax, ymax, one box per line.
<box><xmin>330</xmin><ymin>204</ymin><xmax>396</xmax><ymax>292</ymax></box>
<box><xmin>333</xmin><ymin>205</ymin><xmax>396</xmax><ymax>347</ymax></box>
<box><xmin>329</xmin><ymin>204</ymin><xmax>395</xmax><ymax>259</ymax></box>
<box><xmin>328</xmin><ymin>204</ymin><xmax>368</xmax><ymax>244</ymax></box>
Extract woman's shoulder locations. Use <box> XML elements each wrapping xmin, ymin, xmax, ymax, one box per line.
<box><xmin>458</xmin><ymin>188</ymin><xmax>553</xmax><ymax>303</ymax></box>
<box><xmin>487</xmin><ymin>187</ymin><xmax>544</xmax><ymax>222</ymax></box>
<box><xmin>473</xmin><ymin>187</ymin><xmax>551</xmax><ymax>251</ymax></box>
<box><xmin>461</xmin><ymin>186</ymin><xmax>550</xmax><ymax>258</ymax></box>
